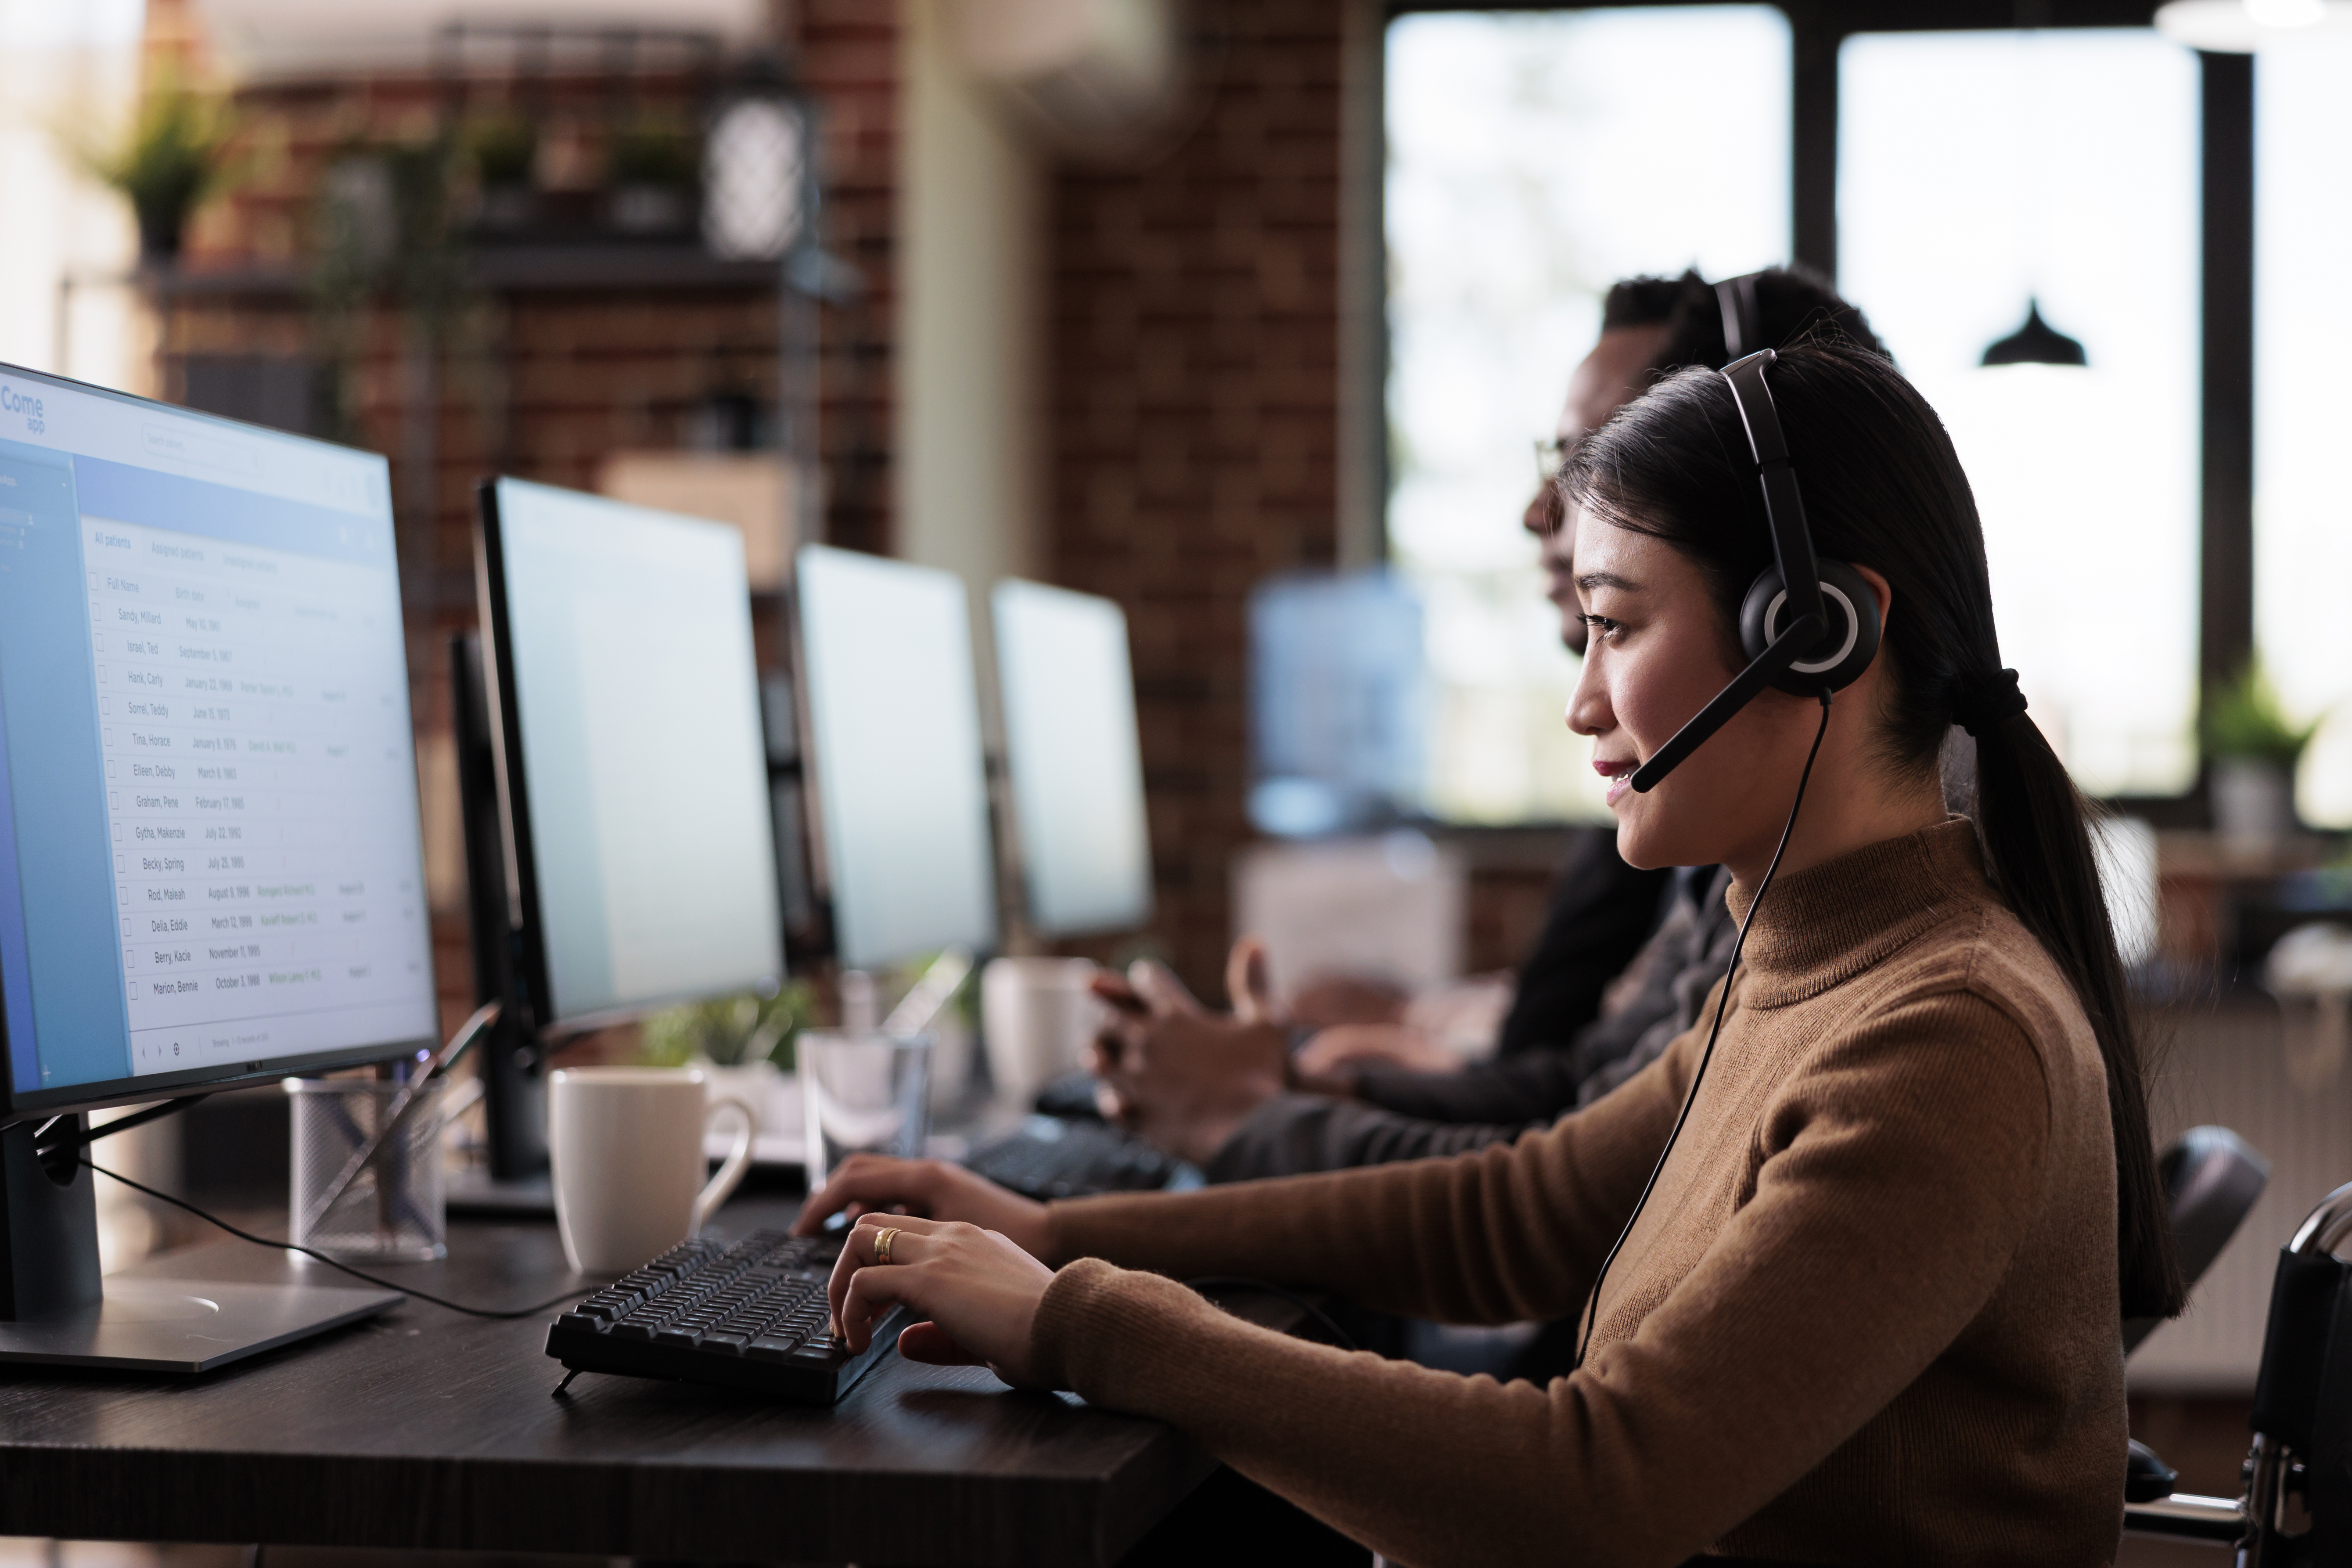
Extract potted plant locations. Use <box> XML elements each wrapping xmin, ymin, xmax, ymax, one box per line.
<box><xmin>74</xmin><ymin>69</ymin><xmax>238</xmax><ymax>262</ymax></box>
<box><xmin>641</xmin><ymin>981</ymin><xmax>816</xmax><ymax>1135</ymax></box>
<box><xmin>605</xmin><ymin>118</ymin><xmax>698</xmax><ymax>236</ymax></box>
<box><xmin>465</xmin><ymin>115</ymin><xmax>539</xmax><ymax>233</ymax></box>
<box><xmin>2202</xmin><ymin>658</ymin><xmax>2321</xmax><ymax>850</ymax></box>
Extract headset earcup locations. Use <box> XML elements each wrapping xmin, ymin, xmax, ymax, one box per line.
<box><xmin>1739</xmin><ymin>559</ymin><xmax>1882</xmax><ymax>695</ymax></box>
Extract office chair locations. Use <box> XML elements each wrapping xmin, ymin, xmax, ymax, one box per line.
<box><xmin>2124</xmin><ymin>1170</ymin><xmax>2352</xmax><ymax>1563</ymax></box>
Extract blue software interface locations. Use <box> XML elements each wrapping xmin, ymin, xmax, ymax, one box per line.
<box><xmin>0</xmin><ymin>367</ymin><xmax>436</xmax><ymax>1102</ymax></box>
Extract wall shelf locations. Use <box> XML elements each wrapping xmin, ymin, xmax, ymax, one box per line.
<box><xmin>150</xmin><ymin>245</ymin><xmax>777</xmax><ymax>301</ymax></box>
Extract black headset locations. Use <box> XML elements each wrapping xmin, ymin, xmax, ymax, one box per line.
<box><xmin>1625</xmin><ymin>280</ymin><xmax>1881</xmax><ymax>792</ymax></box>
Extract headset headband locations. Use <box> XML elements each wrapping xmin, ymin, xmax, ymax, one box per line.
<box><xmin>1720</xmin><ymin>351</ymin><xmax>1826</xmax><ymax>637</ymax></box>
<box><xmin>1716</xmin><ymin>272</ymin><xmax>1762</xmax><ymax>360</ymax></box>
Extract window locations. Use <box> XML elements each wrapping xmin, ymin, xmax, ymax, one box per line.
<box><xmin>1839</xmin><ymin>30</ymin><xmax>2202</xmax><ymax>799</ymax></box>
<box><xmin>1384</xmin><ymin>6</ymin><xmax>1791</xmax><ymax>824</ymax></box>
<box><xmin>2254</xmin><ymin>36</ymin><xmax>2352</xmax><ymax>827</ymax></box>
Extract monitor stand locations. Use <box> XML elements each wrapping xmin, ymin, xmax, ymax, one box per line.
<box><xmin>446</xmin><ymin>1166</ymin><xmax>555</xmax><ymax>1218</ymax></box>
<box><xmin>449</xmin><ymin>1007</ymin><xmax>555</xmax><ymax>1218</ymax></box>
<box><xmin>0</xmin><ymin>1118</ymin><xmax>400</xmax><ymax>1374</ymax></box>
<box><xmin>449</xmin><ymin>630</ymin><xmax>554</xmax><ymax>1221</ymax></box>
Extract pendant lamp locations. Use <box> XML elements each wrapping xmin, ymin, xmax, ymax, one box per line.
<box><xmin>1981</xmin><ymin>300</ymin><xmax>2089</xmax><ymax>368</ymax></box>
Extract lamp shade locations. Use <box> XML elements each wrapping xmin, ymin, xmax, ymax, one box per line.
<box><xmin>703</xmin><ymin>72</ymin><xmax>810</xmax><ymax>263</ymax></box>
<box><xmin>1981</xmin><ymin>300</ymin><xmax>2089</xmax><ymax>368</ymax></box>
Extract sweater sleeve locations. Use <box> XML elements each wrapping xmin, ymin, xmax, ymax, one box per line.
<box><xmin>1031</xmin><ymin>990</ymin><xmax>2055</xmax><ymax>1568</ymax></box>
<box><xmin>1050</xmin><ymin>1023</ymin><xmax>1701</xmax><ymax>1325</ymax></box>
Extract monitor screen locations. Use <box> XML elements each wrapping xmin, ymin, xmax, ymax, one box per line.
<box><xmin>794</xmin><ymin>545</ymin><xmax>997</xmax><ymax>968</ymax></box>
<box><xmin>991</xmin><ymin>579</ymin><xmax>1152</xmax><ymax>936</ymax></box>
<box><xmin>479</xmin><ymin>478</ymin><xmax>783</xmax><ymax>1029</ymax></box>
<box><xmin>0</xmin><ymin>364</ymin><xmax>436</xmax><ymax>1113</ymax></box>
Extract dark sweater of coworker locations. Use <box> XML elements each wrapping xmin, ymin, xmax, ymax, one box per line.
<box><xmin>1035</xmin><ymin>820</ymin><xmax>2129</xmax><ymax>1568</ymax></box>
<box><xmin>1204</xmin><ymin>862</ymin><xmax>1735</xmax><ymax>1184</ymax></box>
<box><xmin>1493</xmin><ymin>827</ymin><xmax>1671</xmax><ymax>1056</ymax></box>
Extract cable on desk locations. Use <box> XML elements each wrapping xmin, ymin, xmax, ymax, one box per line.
<box><xmin>1182</xmin><ymin>1277</ymin><xmax>1357</xmax><ymax>1352</ymax></box>
<box><xmin>83</xmin><ymin>1158</ymin><xmax>589</xmax><ymax>1321</ymax></box>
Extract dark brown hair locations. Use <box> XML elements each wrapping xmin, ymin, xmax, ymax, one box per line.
<box><xmin>1600</xmin><ymin>265</ymin><xmax>1889</xmax><ymax>376</ymax></box>
<box><xmin>1561</xmin><ymin>334</ymin><xmax>2184</xmax><ymax>1321</ymax></box>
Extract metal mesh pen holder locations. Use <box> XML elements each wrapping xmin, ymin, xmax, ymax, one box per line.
<box><xmin>285</xmin><ymin>1077</ymin><xmax>449</xmax><ymax>1262</ymax></box>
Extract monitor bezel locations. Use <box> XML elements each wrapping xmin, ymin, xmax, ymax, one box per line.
<box><xmin>0</xmin><ymin>360</ymin><xmax>436</xmax><ymax>1122</ymax></box>
<box><xmin>474</xmin><ymin>475</ymin><xmax>787</xmax><ymax>1036</ymax></box>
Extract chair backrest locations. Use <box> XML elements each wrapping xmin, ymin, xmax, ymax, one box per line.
<box><xmin>2125</xmin><ymin>1126</ymin><xmax>2272</xmax><ymax>1354</ymax></box>
<box><xmin>2240</xmin><ymin>1180</ymin><xmax>2352</xmax><ymax>1566</ymax></box>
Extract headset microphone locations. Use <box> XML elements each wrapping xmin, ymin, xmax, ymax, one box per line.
<box><xmin>1626</xmin><ymin>333</ymin><xmax>1881</xmax><ymax>793</ymax></box>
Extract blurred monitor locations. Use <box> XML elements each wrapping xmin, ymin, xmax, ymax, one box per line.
<box><xmin>477</xmin><ymin>478</ymin><xmax>783</xmax><ymax>1030</ymax></box>
<box><xmin>0</xmin><ymin>363</ymin><xmax>434</xmax><ymax>1117</ymax></box>
<box><xmin>991</xmin><ymin>579</ymin><xmax>1152</xmax><ymax>936</ymax></box>
<box><xmin>1248</xmin><ymin>569</ymin><xmax>1427</xmax><ymax>838</ymax></box>
<box><xmin>795</xmin><ymin>545</ymin><xmax>998</xmax><ymax>968</ymax></box>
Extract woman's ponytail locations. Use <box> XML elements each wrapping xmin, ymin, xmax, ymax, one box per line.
<box><xmin>1964</xmin><ymin>688</ymin><xmax>2186</xmax><ymax>1321</ymax></box>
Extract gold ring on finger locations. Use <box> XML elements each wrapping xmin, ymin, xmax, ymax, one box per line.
<box><xmin>873</xmin><ymin>1226</ymin><xmax>901</xmax><ymax>1266</ymax></box>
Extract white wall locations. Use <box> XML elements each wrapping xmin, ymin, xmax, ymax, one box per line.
<box><xmin>895</xmin><ymin>0</ymin><xmax>1045</xmax><ymax>591</ymax></box>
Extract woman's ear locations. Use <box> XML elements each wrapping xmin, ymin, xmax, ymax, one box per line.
<box><xmin>1852</xmin><ymin>563</ymin><xmax>1895</xmax><ymax>631</ymax></box>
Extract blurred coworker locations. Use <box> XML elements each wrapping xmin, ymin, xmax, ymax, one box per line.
<box><xmin>1106</xmin><ymin>268</ymin><xmax>1885</xmax><ymax>1187</ymax></box>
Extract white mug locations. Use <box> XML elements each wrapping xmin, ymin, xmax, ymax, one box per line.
<box><xmin>980</xmin><ymin>957</ymin><xmax>1104</xmax><ymax>1108</ymax></box>
<box><xmin>548</xmin><ymin>1066</ymin><xmax>757</xmax><ymax>1275</ymax></box>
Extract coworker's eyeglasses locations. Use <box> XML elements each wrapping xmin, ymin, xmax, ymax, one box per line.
<box><xmin>1533</xmin><ymin>436</ymin><xmax>1572</xmax><ymax>485</ymax></box>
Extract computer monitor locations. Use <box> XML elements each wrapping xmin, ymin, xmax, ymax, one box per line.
<box><xmin>475</xmin><ymin>478</ymin><xmax>784</xmax><ymax>1032</ymax></box>
<box><xmin>990</xmin><ymin>579</ymin><xmax>1153</xmax><ymax>936</ymax></box>
<box><xmin>0</xmin><ymin>360</ymin><xmax>431</xmax><ymax>1366</ymax></box>
<box><xmin>793</xmin><ymin>545</ymin><xmax>997</xmax><ymax>969</ymax></box>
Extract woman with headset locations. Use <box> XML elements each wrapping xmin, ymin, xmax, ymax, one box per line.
<box><xmin>793</xmin><ymin>335</ymin><xmax>2179</xmax><ymax>1568</ymax></box>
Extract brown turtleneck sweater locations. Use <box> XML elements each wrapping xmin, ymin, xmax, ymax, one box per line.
<box><xmin>1029</xmin><ymin>819</ymin><xmax>2126</xmax><ymax>1568</ymax></box>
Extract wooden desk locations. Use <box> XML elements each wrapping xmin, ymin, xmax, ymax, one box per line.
<box><xmin>0</xmin><ymin>1197</ymin><xmax>1257</xmax><ymax>1567</ymax></box>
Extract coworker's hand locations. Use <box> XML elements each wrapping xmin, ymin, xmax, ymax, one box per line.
<box><xmin>827</xmin><ymin>1212</ymin><xmax>1056</xmax><ymax>1387</ymax></box>
<box><xmin>1090</xmin><ymin>938</ymin><xmax>1291</xmax><ymax>1166</ymax></box>
<box><xmin>1295</xmin><ymin>1022</ymin><xmax>1456</xmax><ymax>1080</ymax></box>
<box><xmin>792</xmin><ymin>1154</ymin><xmax>1052</xmax><ymax>1260</ymax></box>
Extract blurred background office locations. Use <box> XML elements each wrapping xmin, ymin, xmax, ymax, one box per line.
<box><xmin>3</xmin><ymin>0</ymin><xmax>2350</xmax><ymax>1525</ymax></box>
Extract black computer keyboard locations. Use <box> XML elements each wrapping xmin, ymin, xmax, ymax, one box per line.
<box><xmin>545</xmin><ymin>1229</ymin><xmax>903</xmax><ymax>1403</ymax></box>
<box><xmin>964</xmin><ymin>1115</ymin><xmax>1194</xmax><ymax>1200</ymax></box>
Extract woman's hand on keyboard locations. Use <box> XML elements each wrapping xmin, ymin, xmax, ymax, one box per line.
<box><xmin>792</xmin><ymin>1154</ymin><xmax>1053</xmax><ymax>1260</ymax></box>
<box><xmin>826</xmin><ymin>1211</ymin><xmax>1055</xmax><ymax>1386</ymax></box>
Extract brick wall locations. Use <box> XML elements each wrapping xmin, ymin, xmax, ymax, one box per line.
<box><xmin>801</xmin><ymin>0</ymin><xmax>900</xmax><ymax>558</ymax></box>
<box><xmin>1046</xmin><ymin>0</ymin><xmax>1349</xmax><ymax>997</ymax></box>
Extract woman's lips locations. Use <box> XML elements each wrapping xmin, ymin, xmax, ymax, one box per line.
<box><xmin>1593</xmin><ymin>757</ymin><xmax>1635</xmax><ymax>807</ymax></box>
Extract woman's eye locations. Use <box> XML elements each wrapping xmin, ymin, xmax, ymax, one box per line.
<box><xmin>1580</xmin><ymin>614</ymin><xmax>1622</xmax><ymax>641</ymax></box>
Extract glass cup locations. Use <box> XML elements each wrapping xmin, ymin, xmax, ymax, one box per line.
<box><xmin>799</xmin><ymin>1030</ymin><xmax>932</xmax><ymax>1189</ymax></box>
<box><xmin>285</xmin><ymin>1077</ymin><xmax>449</xmax><ymax>1262</ymax></box>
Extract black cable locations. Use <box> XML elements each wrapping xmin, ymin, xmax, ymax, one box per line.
<box><xmin>33</xmin><ymin>1095</ymin><xmax>210</xmax><ymax>1158</ymax></box>
<box><xmin>83</xmin><ymin>1158</ymin><xmax>588</xmax><ymax>1321</ymax></box>
<box><xmin>1184</xmin><ymin>1276</ymin><xmax>1359</xmax><ymax>1352</ymax></box>
<box><xmin>1572</xmin><ymin>689</ymin><xmax>1835</xmax><ymax>1372</ymax></box>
